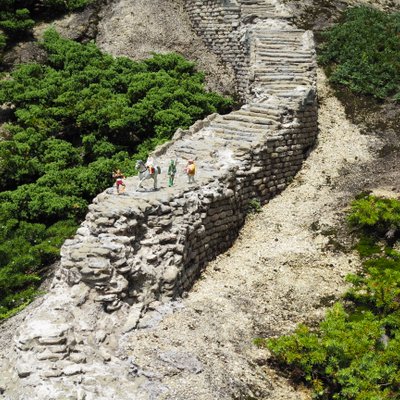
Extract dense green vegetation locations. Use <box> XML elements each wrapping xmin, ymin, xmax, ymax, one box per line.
<box><xmin>261</xmin><ymin>195</ymin><xmax>400</xmax><ymax>399</ymax></box>
<box><xmin>0</xmin><ymin>29</ymin><xmax>232</xmax><ymax>319</ymax></box>
<box><xmin>0</xmin><ymin>0</ymin><xmax>90</xmax><ymax>50</ymax></box>
<box><xmin>318</xmin><ymin>6</ymin><xmax>400</xmax><ymax>101</ymax></box>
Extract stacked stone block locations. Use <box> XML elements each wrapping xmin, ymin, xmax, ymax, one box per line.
<box><xmin>184</xmin><ymin>0</ymin><xmax>250</xmax><ymax>98</ymax></box>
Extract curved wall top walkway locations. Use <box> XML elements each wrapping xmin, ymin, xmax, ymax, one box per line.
<box><xmin>0</xmin><ymin>1</ymin><xmax>317</xmax><ymax>399</ymax></box>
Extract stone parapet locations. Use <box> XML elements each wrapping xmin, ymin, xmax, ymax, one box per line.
<box><xmin>184</xmin><ymin>0</ymin><xmax>250</xmax><ymax>98</ymax></box>
<box><xmin>60</xmin><ymin>97</ymin><xmax>317</xmax><ymax>313</ymax></box>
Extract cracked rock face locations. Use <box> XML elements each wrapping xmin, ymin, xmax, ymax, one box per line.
<box><xmin>0</xmin><ymin>1</ymin><xmax>322</xmax><ymax>399</ymax></box>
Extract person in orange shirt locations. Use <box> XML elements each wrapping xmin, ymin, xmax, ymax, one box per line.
<box><xmin>185</xmin><ymin>160</ymin><xmax>196</xmax><ymax>184</ymax></box>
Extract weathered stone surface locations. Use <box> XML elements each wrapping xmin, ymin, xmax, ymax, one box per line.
<box><xmin>122</xmin><ymin>303</ymin><xmax>144</xmax><ymax>333</ymax></box>
<box><xmin>159</xmin><ymin>350</ymin><xmax>203</xmax><ymax>374</ymax></box>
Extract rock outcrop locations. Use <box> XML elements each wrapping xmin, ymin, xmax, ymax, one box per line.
<box><xmin>0</xmin><ymin>1</ymin><xmax>318</xmax><ymax>399</ymax></box>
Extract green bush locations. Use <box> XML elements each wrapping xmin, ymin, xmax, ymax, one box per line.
<box><xmin>0</xmin><ymin>30</ymin><xmax>232</xmax><ymax>319</ymax></box>
<box><xmin>264</xmin><ymin>196</ymin><xmax>400</xmax><ymax>399</ymax></box>
<box><xmin>348</xmin><ymin>195</ymin><xmax>400</xmax><ymax>238</ymax></box>
<box><xmin>318</xmin><ymin>6</ymin><xmax>400</xmax><ymax>101</ymax></box>
<box><xmin>0</xmin><ymin>0</ymin><xmax>90</xmax><ymax>48</ymax></box>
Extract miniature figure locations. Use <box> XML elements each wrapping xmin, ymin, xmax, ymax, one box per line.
<box><xmin>136</xmin><ymin>159</ymin><xmax>159</xmax><ymax>190</ymax></box>
<box><xmin>185</xmin><ymin>159</ymin><xmax>196</xmax><ymax>184</ymax></box>
<box><xmin>145</xmin><ymin>156</ymin><xmax>155</xmax><ymax>174</ymax></box>
<box><xmin>112</xmin><ymin>169</ymin><xmax>126</xmax><ymax>194</ymax></box>
<box><xmin>168</xmin><ymin>159</ymin><xmax>177</xmax><ymax>187</ymax></box>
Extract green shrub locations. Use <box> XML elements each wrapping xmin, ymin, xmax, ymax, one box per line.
<box><xmin>247</xmin><ymin>198</ymin><xmax>262</xmax><ymax>214</ymax></box>
<box><xmin>318</xmin><ymin>6</ymin><xmax>400</xmax><ymax>101</ymax></box>
<box><xmin>348</xmin><ymin>195</ymin><xmax>400</xmax><ymax>238</ymax></box>
<box><xmin>0</xmin><ymin>32</ymin><xmax>6</xmax><ymax>50</ymax></box>
<box><xmin>0</xmin><ymin>0</ymin><xmax>90</xmax><ymax>48</ymax></box>
<box><xmin>0</xmin><ymin>30</ymin><xmax>232</xmax><ymax>319</ymax></box>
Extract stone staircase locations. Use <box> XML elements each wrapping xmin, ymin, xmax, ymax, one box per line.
<box><xmin>241</xmin><ymin>0</ymin><xmax>291</xmax><ymax>19</ymax></box>
<box><xmin>249</xmin><ymin>25</ymin><xmax>316</xmax><ymax>97</ymax></box>
<box><xmin>0</xmin><ymin>1</ymin><xmax>318</xmax><ymax>399</ymax></box>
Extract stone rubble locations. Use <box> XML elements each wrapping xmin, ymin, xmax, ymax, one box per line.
<box><xmin>0</xmin><ymin>1</ymin><xmax>319</xmax><ymax>398</ymax></box>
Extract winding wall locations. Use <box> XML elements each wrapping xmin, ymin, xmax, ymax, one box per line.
<box><xmin>0</xmin><ymin>1</ymin><xmax>318</xmax><ymax>399</ymax></box>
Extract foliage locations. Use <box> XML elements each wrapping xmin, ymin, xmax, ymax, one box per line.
<box><xmin>0</xmin><ymin>0</ymin><xmax>90</xmax><ymax>49</ymax></box>
<box><xmin>0</xmin><ymin>30</ymin><xmax>232</xmax><ymax>319</ymax></box>
<box><xmin>0</xmin><ymin>219</ymin><xmax>77</xmax><ymax>319</ymax></box>
<box><xmin>348</xmin><ymin>195</ymin><xmax>400</xmax><ymax>238</ymax></box>
<box><xmin>318</xmin><ymin>6</ymin><xmax>400</xmax><ymax>101</ymax></box>
<box><xmin>247</xmin><ymin>198</ymin><xmax>262</xmax><ymax>214</ymax></box>
<box><xmin>264</xmin><ymin>195</ymin><xmax>400</xmax><ymax>399</ymax></box>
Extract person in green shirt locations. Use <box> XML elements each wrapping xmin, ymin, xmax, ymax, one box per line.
<box><xmin>168</xmin><ymin>159</ymin><xmax>177</xmax><ymax>187</ymax></box>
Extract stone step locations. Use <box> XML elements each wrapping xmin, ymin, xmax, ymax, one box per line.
<box><xmin>252</xmin><ymin>29</ymin><xmax>305</xmax><ymax>34</ymax></box>
<box><xmin>265</xmin><ymin>90</ymin><xmax>310</xmax><ymax>98</ymax></box>
<box><xmin>254</xmin><ymin>37</ymin><xmax>304</xmax><ymax>44</ymax></box>
<box><xmin>254</xmin><ymin>42</ymin><xmax>305</xmax><ymax>49</ymax></box>
<box><xmin>242</xmin><ymin>9</ymin><xmax>279</xmax><ymax>15</ymax></box>
<box><xmin>234</xmin><ymin>108</ymin><xmax>281</xmax><ymax>121</ymax></box>
<box><xmin>222</xmin><ymin>112</ymin><xmax>279</xmax><ymax>125</ymax></box>
<box><xmin>243</xmin><ymin>109</ymin><xmax>282</xmax><ymax>121</ymax></box>
<box><xmin>253</xmin><ymin>35</ymin><xmax>304</xmax><ymax>41</ymax></box>
<box><xmin>175</xmin><ymin>142</ymin><xmax>213</xmax><ymax>155</ymax></box>
<box><xmin>257</xmin><ymin>87</ymin><xmax>312</xmax><ymax>95</ymax></box>
<box><xmin>242</xmin><ymin>4</ymin><xmax>276</xmax><ymax>9</ymax></box>
<box><xmin>255</xmin><ymin>69</ymin><xmax>311</xmax><ymax>78</ymax></box>
<box><xmin>253</xmin><ymin>65</ymin><xmax>312</xmax><ymax>72</ymax></box>
<box><xmin>256</xmin><ymin>52</ymin><xmax>312</xmax><ymax>60</ymax></box>
<box><xmin>208</xmin><ymin>135</ymin><xmax>253</xmax><ymax>149</ymax></box>
<box><xmin>246</xmin><ymin>102</ymin><xmax>283</xmax><ymax>113</ymax></box>
<box><xmin>261</xmin><ymin>85</ymin><xmax>311</xmax><ymax>93</ymax></box>
<box><xmin>211</xmin><ymin>120</ymin><xmax>270</xmax><ymax>134</ymax></box>
<box><xmin>255</xmin><ymin>48</ymin><xmax>313</xmax><ymax>57</ymax></box>
<box><xmin>256</xmin><ymin>57</ymin><xmax>312</xmax><ymax>64</ymax></box>
<box><xmin>242</xmin><ymin>7</ymin><xmax>276</xmax><ymax>12</ymax></box>
<box><xmin>255</xmin><ymin>43</ymin><xmax>311</xmax><ymax>50</ymax></box>
<box><xmin>256</xmin><ymin>43</ymin><xmax>305</xmax><ymax>50</ymax></box>
<box><xmin>244</xmin><ymin>12</ymin><xmax>285</xmax><ymax>19</ymax></box>
<box><xmin>213</xmin><ymin>126</ymin><xmax>259</xmax><ymax>138</ymax></box>
<box><xmin>253</xmin><ymin>74</ymin><xmax>313</xmax><ymax>82</ymax></box>
<box><xmin>261</xmin><ymin>79</ymin><xmax>311</xmax><ymax>86</ymax></box>
<box><xmin>255</xmin><ymin>37</ymin><xmax>303</xmax><ymax>44</ymax></box>
<box><xmin>259</xmin><ymin>66</ymin><xmax>307</xmax><ymax>75</ymax></box>
<box><xmin>214</xmin><ymin>130</ymin><xmax>260</xmax><ymax>143</ymax></box>
<box><xmin>241</xmin><ymin>0</ymin><xmax>266</xmax><ymax>3</ymax></box>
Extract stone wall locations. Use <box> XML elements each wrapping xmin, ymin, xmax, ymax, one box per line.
<box><xmin>60</xmin><ymin>98</ymin><xmax>317</xmax><ymax>313</ymax></box>
<box><xmin>184</xmin><ymin>0</ymin><xmax>249</xmax><ymax>97</ymax></box>
<box><xmin>0</xmin><ymin>1</ymin><xmax>318</xmax><ymax>398</ymax></box>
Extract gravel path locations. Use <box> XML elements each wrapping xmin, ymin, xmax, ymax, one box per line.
<box><xmin>113</xmin><ymin>68</ymin><xmax>381</xmax><ymax>399</ymax></box>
